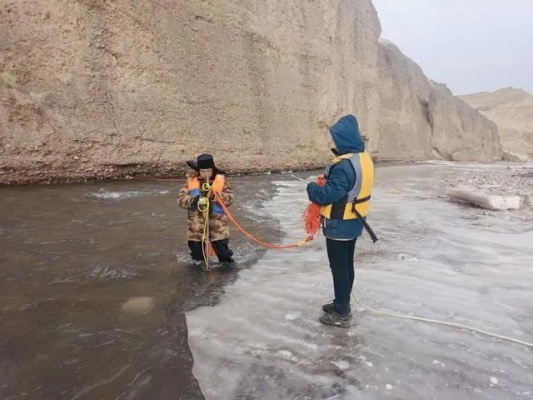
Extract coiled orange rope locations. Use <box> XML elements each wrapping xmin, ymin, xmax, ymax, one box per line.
<box><xmin>302</xmin><ymin>175</ymin><xmax>325</xmax><ymax>237</ymax></box>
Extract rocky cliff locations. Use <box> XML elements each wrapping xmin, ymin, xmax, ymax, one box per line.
<box><xmin>375</xmin><ymin>40</ymin><xmax>501</xmax><ymax>162</ymax></box>
<box><xmin>0</xmin><ymin>0</ymin><xmax>502</xmax><ymax>184</ymax></box>
<box><xmin>460</xmin><ymin>88</ymin><xmax>533</xmax><ymax>161</ymax></box>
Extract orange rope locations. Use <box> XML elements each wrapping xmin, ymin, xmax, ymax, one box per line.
<box><xmin>213</xmin><ymin>191</ymin><xmax>314</xmax><ymax>249</ymax></box>
<box><xmin>302</xmin><ymin>176</ymin><xmax>325</xmax><ymax>236</ymax></box>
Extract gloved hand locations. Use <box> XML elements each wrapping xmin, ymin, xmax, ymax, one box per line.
<box><xmin>190</xmin><ymin>195</ymin><xmax>200</xmax><ymax>208</ymax></box>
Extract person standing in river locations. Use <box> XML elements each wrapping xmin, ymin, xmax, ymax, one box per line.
<box><xmin>177</xmin><ymin>154</ymin><xmax>235</xmax><ymax>267</ymax></box>
<box><xmin>306</xmin><ymin>114</ymin><xmax>375</xmax><ymax>327</ymax></box>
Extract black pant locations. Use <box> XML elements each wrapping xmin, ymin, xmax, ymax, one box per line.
<box><xmin>188</xmin><ymin>239</ymin><xmax>234</xmax><ymax>263</ymax></box>
<box><xmin>326</xmin><ymin>238</ymin><xmax>357</xmax><ymax>315</ymax></box>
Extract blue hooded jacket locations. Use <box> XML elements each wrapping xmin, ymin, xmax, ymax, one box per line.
<box><xmin>306</xmin><ymin>114</ymin><xmax>365</xmax><ymax>240</ymax></box>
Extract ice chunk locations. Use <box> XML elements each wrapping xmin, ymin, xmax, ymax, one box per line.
<box><xmin>447</xmin><ymin>189</ymin><xmax>523</xmax><ymax>210</ymax></box>
<box><xmin>284</xmin><ymin>313</ymin><xmax>299</xmax><ymax>320</ymax></box>
<box><xmin>331</xmin><ymin>361</ymin><xmax>350</xmax><ymax>371</ymax></box>
<box><xmin>278</xmin><ymin>350</ymin><xmax>292</xmax><ymax>359</ymax></box>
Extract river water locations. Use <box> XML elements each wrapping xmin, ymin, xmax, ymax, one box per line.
<box><xmin>1</xmin><ymin>164</ymin><xmax>532</xmax><ymax>400</ymax></box>
<box><xmin>0</xmin><ymin>175</ymin><xmax>279</xmax><ymax>399</ymax></box>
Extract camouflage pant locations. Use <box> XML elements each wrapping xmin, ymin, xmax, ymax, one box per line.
<box><xmin>186</xmin><ymin>211</ymin><xmax>231</xmax><ymax>242</ymax></box>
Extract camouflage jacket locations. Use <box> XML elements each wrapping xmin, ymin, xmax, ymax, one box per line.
<box><xmin>177</xmin><ymin>172</ymin><xmax>234</xmax><ymax>242</ymax></box>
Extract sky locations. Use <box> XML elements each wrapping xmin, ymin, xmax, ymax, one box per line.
<box><xmin>372</xmin><ymin>0</ymin><xmax>533</xmax><ymax>95</ymax></box>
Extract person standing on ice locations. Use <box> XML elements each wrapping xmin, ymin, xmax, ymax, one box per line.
<box><xmin>306</xmin><ymin>114</ymin><xmax>375</xmax><ymax>327</ymax></box>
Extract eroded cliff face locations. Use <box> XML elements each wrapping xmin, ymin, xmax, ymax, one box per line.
<box><xmin>375</xmin><ymin>40</ymin><xmax>501</xmax><ymax>162</ymax></box>
<box><xmin>460</xmin><ymin>88</ymin><xmax>533</xmax><ymax>162</ymax></box>
<box><xmin>0</xmin><ymin>0</ymin><xmax>501</xmax><ymax>184</ymax></box>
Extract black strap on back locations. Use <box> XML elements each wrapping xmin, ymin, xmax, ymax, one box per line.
<box><xmin>351</xmin><ymin>194</ymin><xmax>378</xmax><ymax>243</ymax></box>
<box><xmin>353</xmin><ymin>208</ymin><xmax>379</xmax><ymax>243</ymax></box>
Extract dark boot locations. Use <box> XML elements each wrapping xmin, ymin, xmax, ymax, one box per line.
<box><xmin>211</xmin><ymin>239</ymin><xmax>234</xmax><ymax>263</ymax></box>
<box><xmin>322</xmin><ymin>301</ymin><xmax>352</xmax><ymax>317</ymax></box>
<box><xmin>191</xmin><ymin>260</ymin><xmax>208</xmax><ymax>271</ymax></box>
<box><xmin>188</xmin><ymin>241</ymin><xmax>205</xmax><ymax>262</ymax></box>
<box><xmin>217</xmin><ymin>260</ymin><xmax>236</xmax><ymax>269</ymax></box>
<box><xmin>322</xmin><ymin>301</ymin><xmax>335</xmax><ymax>314</ymax></box>
<box><xmin>319</xmin><ymin>311</ymin><xmax>352</xmax><ymax>328</ymax></box>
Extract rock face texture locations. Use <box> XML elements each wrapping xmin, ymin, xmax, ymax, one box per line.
<box><xmin>460</xmin><ymin>88</ymin><xmax>533</xmax><ymax>162</ymax></box>
<box><xmin>375</xmin><ymin>40</ymin><xmax>501</xmax><ymax>162</ymax></box>
<box><xmin>0</xmin><ymin>0</ymin><xmax>501</xmax><ymax>184</ymax></box>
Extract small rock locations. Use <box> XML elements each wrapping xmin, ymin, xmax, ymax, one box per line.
<box><xmin>331</xmin><ymin>360</ymin><xmax>350</xmax><ymax>371</ymax></box>
<box><xmin>385</xmin><ymin>384</ymin><xmax>393</xmax><ymax>390</ymax></box>
<box><xmin>121</xmin><ymin>296</ymin><xmax>154</xmax><ymax>314</ymax></box>
<box><xmin>489</xmin><ymin>377</ymin><xmax>498</xmax><ymax>386</ymax></box>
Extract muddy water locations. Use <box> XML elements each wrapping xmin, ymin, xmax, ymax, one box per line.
<box><xmin>0</xmin><ymin>176</ymin><xmax>281</xmax><ymax>400</ymax></box>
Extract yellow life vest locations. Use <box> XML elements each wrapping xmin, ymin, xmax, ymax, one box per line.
<box><xmin>186</xmin><ymin>174</ymin><xmax>225</xmax><ymax>193</ymax></box>
<box><xmin>319</xmin><ymin>152</ymin><xmax>374</xmax><ymax>220</ymax></box>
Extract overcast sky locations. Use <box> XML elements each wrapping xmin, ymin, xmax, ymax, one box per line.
<box><xmin>372</xmin><ymin>0</ymin><xmax>533</xmax><ymax>95</ymax></box>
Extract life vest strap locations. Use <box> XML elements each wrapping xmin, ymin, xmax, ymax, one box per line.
<box><xmin>350</xmin><ymin>195</ymin><xmax>371</xmax><ymax>213</ymax></box>
<box><xmin>353</xmin><ymin>195</ymin><xmax>371</xmax><ymax>204</ymax></box>
<box><xmin>352</xmin><ymin>208</ymin><xmax>379</xmax><ymax>243</ymax></box>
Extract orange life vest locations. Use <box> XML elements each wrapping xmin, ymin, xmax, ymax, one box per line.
<box><xmin>186</xmin><ymin>174</ymin><xmax>225</xmax><ymax>193</ymax></box>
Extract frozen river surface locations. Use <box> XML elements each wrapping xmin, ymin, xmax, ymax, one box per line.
<box><xmin>187</xmin><ymin>164</ymin><xmax>533</xmax><ymax>400</ymax></box>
